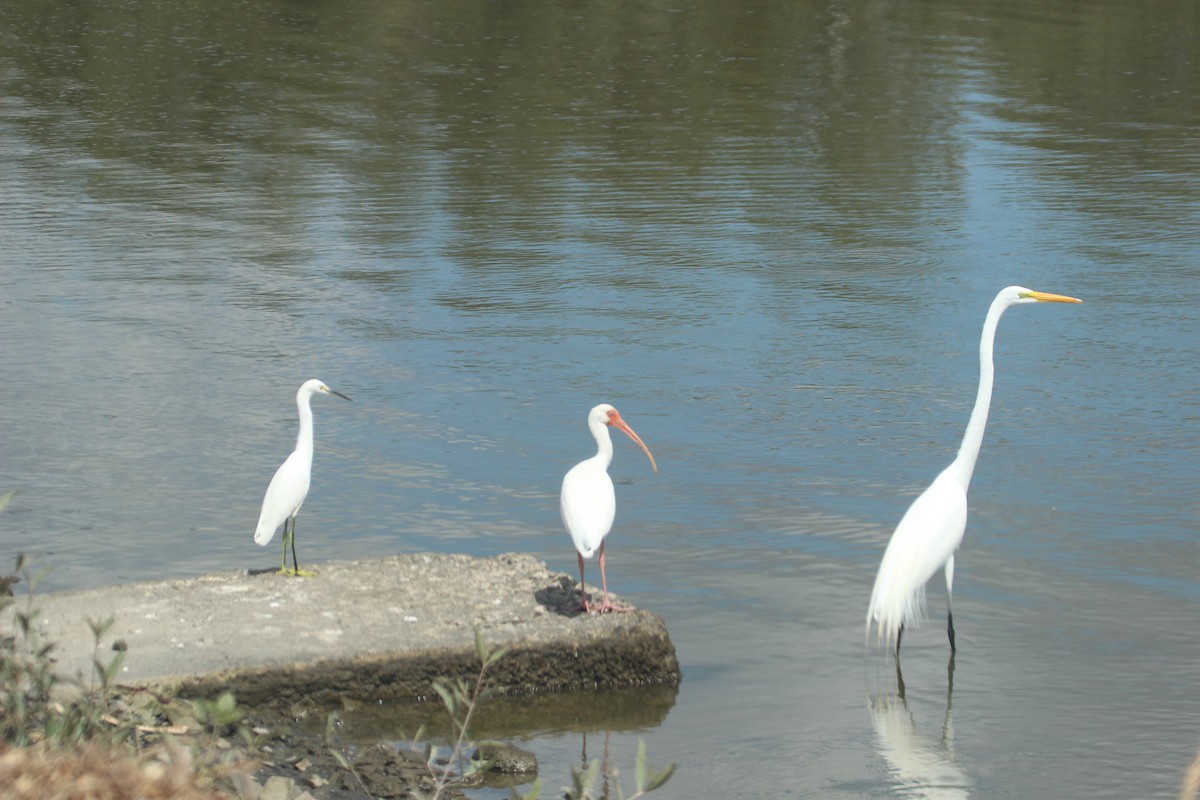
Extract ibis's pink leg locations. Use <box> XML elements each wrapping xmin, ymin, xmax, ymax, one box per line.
<box><xmin>597</xmin><ymin>542</ymin><xmax>632</xmax><ymax>613</ymax></box>
<box><xmin>576</xmin><ymin>552</ymin><xmax>592</xmax><ymax>613</ymax></box>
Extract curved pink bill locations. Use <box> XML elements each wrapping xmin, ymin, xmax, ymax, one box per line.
<box><xmin>610</xmin><ymin>412</ymin><xmax>658</xmax><ymax>473</ymax></box>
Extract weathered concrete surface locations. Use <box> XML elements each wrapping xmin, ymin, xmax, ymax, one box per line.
<box><xmin>19</xmin><ymin>553</ymin><xmax>680</xmax><ymax>707</ymax></box>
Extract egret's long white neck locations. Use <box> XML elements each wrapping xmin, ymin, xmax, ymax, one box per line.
<box><xmin>948</xmin><ymin>295</ymin><xmax>1009</xmax><ymax>489</ymax></box>
<box><xmin>295</xmin><ymin>390</ymin><xmax>315</xmax><ymax>455</ymax></box>
<box><xmin>589</xmin><ymin>416</ymin><xmax>615</xmax><ymax>468</ymax></box>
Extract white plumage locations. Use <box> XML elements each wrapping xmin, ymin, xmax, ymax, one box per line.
<box><xmin>254</xmin><ymin>379</ymin><xmax>351</xmax><ymax>575</ymax></box>
<box><xmin>867</xmin><ymin>287</ymin><xmax>1081</xmax><ymax>656</ymax></box>
<box><xmin>561</xmin><ymin>403</ymin><xmax>657</xmax><ymax>613</ymax></box>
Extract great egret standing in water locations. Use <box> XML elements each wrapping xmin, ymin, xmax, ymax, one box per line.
<box><xmin>866</xmin><ymin>287</ymin><xmax>1081</xmax><ymax>656</ymax></box>
<box><xmin>254</xmin><ymin>379</ymin><xmax>352</xmax><ymax>575</ymax></box>
<box><xmin>561</xmin><ymin>403</ymin><xmax>657</xmax><ymax>613</ymax></box>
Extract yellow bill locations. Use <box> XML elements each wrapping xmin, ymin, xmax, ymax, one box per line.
<box><xmin>1022</xmin><ymin>290</ymin><xmax>1082</xmax><ymax>304</ymax></box>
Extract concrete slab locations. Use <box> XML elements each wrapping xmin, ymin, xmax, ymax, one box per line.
<box><xmin>17</xmin><ymin>553</ymin><xmax>680</xmax><ymax>707</ymax></box>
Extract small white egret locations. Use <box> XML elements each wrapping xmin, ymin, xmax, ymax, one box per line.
<box><xmin>253</xmin><ymin>379</ymin><xmax>352</xmax><ymax>575</ymax></box>
<box><xmin>561</xmin><ymin>404</ymin><xmax>658</xmax><ymax>613</ymax></box>
<box><xmin>866</xmin><ymin>287</ymin><xmax>1081</xmax><ymax>656</ymax></box>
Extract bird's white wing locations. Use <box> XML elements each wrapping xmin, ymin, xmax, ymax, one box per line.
<box><xmin>868</xmin><ymin>468</ymin><xmax>968</xmax><ymax>645</ymax></box>
<box><xmin>253</xmin><ymin>451</ymin><xmax>311</xmax><ymax>545</ymax></box>
<box><xmin>560</xmin><ymin>463</ymin><xmax>616</xmax><ymax>559</ymax></box>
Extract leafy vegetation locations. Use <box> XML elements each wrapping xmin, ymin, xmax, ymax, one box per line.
<box><xmin>0</xmin><ymin>555</ymin><xmax>129</xmax><ymax>748</ymax></box>
<box><xmin>0</xmin><ymin>554</ymin><xmax>252</xmax><ymax>798</ymax></box>
<box><xmin>324</xmin><ymin>627</ymin><xmax>674</xmax><ymax>800</ymax></box>
<box><xmin>1</xmin><ymin>550</ymin><xmax>675</xmax><ymax>800</ymax></box>
<box><xmin>557</xmin><ymin>739</ymin><xmax>675</xmax><ymax>800</ymax></box>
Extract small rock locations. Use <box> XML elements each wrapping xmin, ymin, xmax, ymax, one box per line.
<box><xmin>229</xmin><ymin>773</ymin><xmax>262</xmax><ymax>800</ymax></box>
<box><xmin>307</xmin><ymin>774</ymin><xmax>328</xmax><ymax>789</ymax></box>
<box><xmin>472</xmin><ymin>741</ymin><xmax>538</xmax><ymax>775</ymax></box>
<box><xmin>259</xmin><ymin>776</ymin><xmax>297</xmax><ymax>800</ymax></box>
<box><xmin>295</xmin><ymin>757</ymin><xmax>312</xmax><ymax>771</ymax></box>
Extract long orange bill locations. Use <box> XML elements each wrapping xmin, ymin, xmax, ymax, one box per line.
<box><xmin>611</xmin><ymin>413</ymin><xmax>658</xmax><ymax>473</ymax></box>
<box><xmin>1024</xmin><ymin>290</ymin><xmax>1083</xmax><ymax>304</ymax></box>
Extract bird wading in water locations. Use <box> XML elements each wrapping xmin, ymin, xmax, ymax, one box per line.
<box><xmin>866</xmin><ymin>287</ymin><xmax>1081</xmax><ymax>657</ymax></box>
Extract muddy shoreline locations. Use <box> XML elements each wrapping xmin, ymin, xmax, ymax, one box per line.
<box><xmin>26</xmin><ymin>552</ymin><xmax>681</xmax><ymax>799</ymax></box>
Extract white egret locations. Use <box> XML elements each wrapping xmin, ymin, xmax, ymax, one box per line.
<box><xmin>253</xmin><ymin>379</ymin><xmax>352</xmax><ymax>575</ymax></box>
<box><xmin>561</xmin><ymin>404</ymin><xmax>658</xmax><ymax>613</ymax></box>
<box><xmin>866</xmin><ymin>287</ymin><xmax>1081</xmax><ymax>656</ymax></box>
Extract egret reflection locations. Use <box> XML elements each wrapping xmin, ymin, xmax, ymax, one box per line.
<box><xmin>869</xmin><ymin>658</ymin><xmax>970</xmax><ymax>799</ymax></box>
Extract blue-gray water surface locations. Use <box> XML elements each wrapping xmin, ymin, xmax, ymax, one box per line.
<box><xmin>2</xmin><ymin>0</ymin><xmax>1198</xmax><ymax>797</ymax></box>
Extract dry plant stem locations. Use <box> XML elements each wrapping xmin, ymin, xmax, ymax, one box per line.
<box><xmin>342</xmin><ymin>756</ymin><xmax>375</xmax><ymax>800</ymax></box>
<box><xmin>436</xmin><ymin>659</ymin><xmax>489</xmax><ymax>794</ymax></box>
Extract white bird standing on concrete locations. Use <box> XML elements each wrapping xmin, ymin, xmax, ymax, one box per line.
<box><xmin>254</xmin><ymin>379</ymin><xmax>352</xmax><ymax>575</ymax></box>
<box><xmin>866</xmin><ymin>287</ymin><xmax>1081</xmax><ymax>657</ymax></box>
<box><xmin>561</xmin><ymin>404</ymin><xmax>658</xmax><ymax>613</ymax></box>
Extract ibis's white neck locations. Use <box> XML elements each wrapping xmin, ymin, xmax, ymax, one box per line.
<box><xmin>588</xmin><ymin>416</ymin><xmax>614</xmax><ymax>469</ymax></box>
<box><xmin>948</xmin><ymin>295</ymin><xmax>1010</xmax><ymax>489</ymax></box>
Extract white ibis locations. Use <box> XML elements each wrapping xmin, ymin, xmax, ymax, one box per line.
<box><xmin>560</xmin><ymin>403</ymin><xmax>658</xmax><ymax>613</ymax></box>
<box><xmin>253</xmin><ymin>379</ymin><xmax>352</xmax><ymax>575</ymax></box>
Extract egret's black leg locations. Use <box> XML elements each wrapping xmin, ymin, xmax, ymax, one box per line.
<box><xmin>896</xmin><ymin>623</ymin><xmax>905</xmax><ymax>659</ymax></box>
<box><xmin>944</xmin><ymin>556</ymin><xmax>958</xmax><ymax>652</ymax></box>
<box><xmin>895</xmin><ymin>657</ymin><xmax>906</xmax><ymax>699</ymax></box>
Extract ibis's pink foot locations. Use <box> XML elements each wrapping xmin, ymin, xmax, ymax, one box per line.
<box><xmin>597</xmin><ymin>594</ymin><xmax>632</xmax><ymax>613</ymax></box>
<box><xmin>576</xmin><ymin>585</ymin><xmax>594</xmax><ymax>614</ymax></box>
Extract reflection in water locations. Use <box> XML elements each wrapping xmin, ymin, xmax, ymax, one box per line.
<box><xmin>309</xmin><ymin>682</ymin><xmax>675</xmax><ymax>799</ymax></box>
<box><xmin>316</xmin><ymin>682</ymin><xmax>677</xmax><ymax>743</ymax></box>
<box><xmin>580</xmin><ymin>729</ymin><xmax>612</xmax><ymax>799</ymax></box>
<box><xmin>2</xmin><ymin>0</ymin><xmax>1199</xmax><ymax>797</ymax></box>
<box><xmin>870</xmin><ymin>657</ymin><xmax>969</xmax><ymax>799</ymax></box>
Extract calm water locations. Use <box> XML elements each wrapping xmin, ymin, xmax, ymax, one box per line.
<box><xmin>2</xmin><ymin>0</ymin><xmax>1198</xmax><ymax>796</ymax></box>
